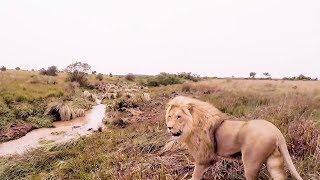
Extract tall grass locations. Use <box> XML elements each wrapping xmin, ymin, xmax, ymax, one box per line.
<box><xmin>1</xmin><ymin>78</ymin><xmax>319</xmax><ymax>179</ymax></box>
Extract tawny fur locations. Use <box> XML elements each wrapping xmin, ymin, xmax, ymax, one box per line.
<box><xmin>165</xmin><ymin>96</ymin><xmax>303</xmax><ymax>180</ymax></box>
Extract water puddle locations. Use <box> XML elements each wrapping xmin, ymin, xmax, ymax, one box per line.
<box><xmin>0</xmin><ymin>104</ymin><xmax>106</xmax><ymax>156</ymax></box>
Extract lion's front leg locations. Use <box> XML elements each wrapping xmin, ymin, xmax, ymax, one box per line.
<box><xmin>191</xmin><ymin>164</ymin><xmax>208</xmax><ymax>180</ymax></box>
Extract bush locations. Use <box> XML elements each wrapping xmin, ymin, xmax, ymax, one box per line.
<box><xmin>15</xmin><ymin>67</ymin><xmax>20</xmax><ymax>70</ymax></box>
<box><xmin>125</xmin><ymin>73</ymin><xmax>135</xmax><ymax>81</ymax></box>
<box><xmin>178</xmin><ymin>72</ymin><xmax>201</xmax><ymax>82</ymax></box>
<box><xmin>65</xmin><ymin>62</ymin><xmax>91</xmax><ymax>87</ymax></box>
<box><xmin>1</xmin><ymin>66</ymin><xmax>6</xmax><ymax>71</ymax></box>
<box><xmin>146</xmin><ymin>73</ymin><xmax>183</xmax><ymax>87</ymax></box>
<box><xmin>92</xmin><ymin>71</ymin><xmax>97</xmax><ymax>74</ymax></box>
<box><xmin>283</xmin><ymin>74</ymin><xmax>316</xmax><ymax>81</ymax></box>
<box><xmin>96</xmin><ymin>73</ymin><xmax>103</xmax><ymax>81</ymax></box>
<box><xmin>39</xmin><ymin>66</ymin><xmax>58</xmax><ymax>76</ymax></box>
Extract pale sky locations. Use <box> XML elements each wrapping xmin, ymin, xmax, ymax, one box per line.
<box><xmin>0</xmin><ymin>0</ymin><xmax>319</xmax><ymax>78</ymax></box>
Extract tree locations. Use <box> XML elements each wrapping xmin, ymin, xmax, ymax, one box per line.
<box><xmin>40</xmin><ymin>66</ymin><xmax>58</xmax><ymax>76</ymax></box>
<box><xmin>125</xmin><ymin>73</ymin><xmax>135</xmax><ymax>81</ymax></box>
<box><xmin>249</xmin><ymin>72</ymin><xmax>256</xmax><ymax>79</ymax></box>
<box><xmin>92</xmin><ymin>71</ymin><xmax>97</xmax><ymax>74</ymax></box>
<box><xmin>0</xmin><ymin>66</ymin><xmax>6</xmax><ymax>71</ymax></box>
<box><xmin>263</xmin><ymin>72</ymin><xmax>271</xmax><ymax>79</ymax></box>
<box><xmin>15</xmin><ymin>67</ymin><xmax>21</xmax><ymax>70</ymax></box>
<box><xmin>65</xmin><ymin>62</ymin><xmax>91</xmax><ymax>86</ymax></box>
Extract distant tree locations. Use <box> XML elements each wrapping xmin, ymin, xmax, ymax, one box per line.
<box><xmin>96</xmin><ymin>73</ymin><xmax>103</xmax><ymax>81</ymax></box>
<box><xmin>92</xmin><ymin>71</ymin><xmax>97</xmax><ymax>74</ymax></box>
<box><xmin>40</xmin><ymin>66</ymin><xmax>58</xmax><ymax>76</ymax></box>
<box><xmin>46</xmin><ymin>66</ymin><xmax>58</xmax><ymax>76</ymax></box>
<box><xmin>249</xmin><ymin>72</ymin><xmax>256</xmax><ymax>79</ymax></box>
<box><xmin>109</xmin><ymin>73</ymin><xmax>113</xmax><ymax>77</ymax></box>
<box><xmin>65</xmin><ymin>61</ymin><xmax>91</xmax><ymax>86</ymax></box>
<box><xmin>125</xmin><ymin>73</ymin><xmax>135</xmax><ymax>81</ymax></box>
<box><xmin>263</xmin><ymin>72</ymin><xmax>271</xmax><ymax>79</ymax></box>
<box><xmin>15</xmin><ymin>67</ymin><xmax>21</xmax><ymax>70</ymax></box>
<box><xmin>1</xmin><ymin>66</ymin><xmax>6</xmax><ymax>71</ymax></box>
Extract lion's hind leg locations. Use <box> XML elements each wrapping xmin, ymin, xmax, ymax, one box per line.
<box><xmin>266</xmin><ymin>148</ymin><xmax>287</xmax><ymax>180</ymax></box>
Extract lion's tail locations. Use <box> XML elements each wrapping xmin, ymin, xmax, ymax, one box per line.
<box><xmin>277</xmin><ymin>133</ymin><xmax>303</xmax><ymax>180</ymax></box>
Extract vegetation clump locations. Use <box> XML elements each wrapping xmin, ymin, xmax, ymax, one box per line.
<box><xmin>146</xmin><ymin>72</ymin><xmax>184</xmax><ymax>87</ymax></box>
<box><xmin>283</xmin><ymin>74</ymin><xmax>317</xmax><ymax>81</ymax></box>
<box><xmin>178</xmin><ymin>72</ymin><xmax>201</xmax><ymax>82</ymax></box>
<box><xmin>96</xmin><ymin>73</ymin><xmax>103</xmax><ymax>81</ymax></box>
<box><xmin>39</xmin><ymin>66</ymin><xmax>58</xmax><ymax>76</ymax></box>
<box><xmin>1</xmin><ymin>66</ymin><xmax>6</xmax><ymax>71</ymax></box>
<box><xmin>125</xmin><ymin>73</ymin><xmax>135</xmax><ymax>81</ymax></box>
<box><xmin>65</xmin><ymin>61</ymin><xmax>91</xmax><ymax>87</ymax></box>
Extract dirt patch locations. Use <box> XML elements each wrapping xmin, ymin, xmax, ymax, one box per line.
<box><xmin>0</xmin><ymin>123</ymin><xmax>35</xmax><ymax>142</ymax></box>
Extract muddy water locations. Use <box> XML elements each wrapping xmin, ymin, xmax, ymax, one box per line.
<box><xmin>0</xmin><ymin>104</ymin><xmax>106</xmax><ymax>156</ymax></box>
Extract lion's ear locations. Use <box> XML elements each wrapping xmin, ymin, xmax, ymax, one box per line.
<box><xmin>166</xmin><ymin>104</ymin><xmax>176</xmax><ymax>115</ymax></box>
<box><xmin>182</xmin><ymin>103</ymin><xmax>194</xmax><ymax>117</ymax></box>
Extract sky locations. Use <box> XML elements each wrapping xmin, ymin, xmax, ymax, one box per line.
<box><xmin>0</xmin><ymin>0</ymin><xmax>319</xmax><ymax>78</ymax></box>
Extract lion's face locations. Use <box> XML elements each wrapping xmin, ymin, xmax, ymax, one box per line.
<box><xmin>165</xmin><ymin>105</ymin><xmax>193</xmax><ymax>138</ymax></box>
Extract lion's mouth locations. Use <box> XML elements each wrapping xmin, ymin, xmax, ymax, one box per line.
<box><xmin>172</xmin><ymin>131</ymin><xmax>182</xmax><ymax>137</ymax></box>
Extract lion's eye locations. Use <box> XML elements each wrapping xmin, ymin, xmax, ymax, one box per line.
<box><xmin>177</xmin><ymin>115</ymin><xmax>181</xmax><ymax>119</ymax></box>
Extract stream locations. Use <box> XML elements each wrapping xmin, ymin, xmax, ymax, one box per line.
<box><xmin>0</xmin><ymin>104</ymin><xmax>106</xmax><ymax>156</ymax></box>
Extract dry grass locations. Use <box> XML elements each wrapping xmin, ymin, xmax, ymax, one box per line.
<box><xmin>1</xmin><ymin>78</ymin><xmax>320</xmax><ymax>179</ymax></box>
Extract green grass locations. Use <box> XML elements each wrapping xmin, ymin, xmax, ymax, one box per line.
<box><xmin>0</xmin><ymin>70</ymin><xmax>95</xmax><ymax>134</ymax></box>
<box><xmin>1</xmin><ymin>76</ymin><xmax>320</xmax><ymax>179</ymax></box>
<box><xmin>0</xmin><ymin>121</ymin><xmax>170</xmax><ymax>180</ymax></box>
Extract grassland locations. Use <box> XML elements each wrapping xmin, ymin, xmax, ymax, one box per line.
<box><xmin>1</xmin><ymin>76</ymin><xmax>320</xmax><ymax>179</ymax></box>
<box><xmin>0</xmin><ymin>70</ymin><xmax>121</xmax><ymax>142</ymax></box>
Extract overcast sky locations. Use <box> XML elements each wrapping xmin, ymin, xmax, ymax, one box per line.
<box><xmin>0</xmin><ymin>0</ymin><xmax>319</xmax><ymax>78</ymax></box>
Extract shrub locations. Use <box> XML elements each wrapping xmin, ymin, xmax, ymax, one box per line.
<box><xmin>39</xmin><ymin>66</ymin><xmax>58</xmax><ymax>76</ymax></box>
<box><xmin>96</xmin><ymin>73</ymin><xmax>103</xmax><ymax>81</ymax></box>
<box><xmin>1</xmin><ymin>66</ymin><xmax>6</xmax><ymax>71</ymax></box>
<box><xmin>125</xmin><ymin>73</ymin><xmax>135</xmax><ymax>81</ymax></box>
<box><xmin>146</xmin><ymin>73</ymin><xmax>183</xmax><ymax>87</ymax></box>
<box><xmin>65</xmin><ymin>62</ymin><xmax>91</xmax><ymax>87</ymax></box>
<box><xmin>249</xmin><ymin>72</ymin><xmax>256</xmax><ymax>78</ymax></box>
<box><xmin>26</xmin><ymin>116</ymin><xmax>53</xmax><ymax>128</ymax></box>
<box><xmin>283</xmin><ymin>74</ymin><xmax>316</xmax><ymax>81</ymax></box>
<box><xmin>92</xmin><ymin>71</ymin><xmax>97</xmax><ymax>74</ymax></box>
<box><xmin>15</xmin><ymin>67</ymin><xmax>21</xmax><ymax>70</ymax></box>
<box><xmin>178</xmin><ymin>72</ymin><xmax>201</xmax><ymax>82</ymax></box>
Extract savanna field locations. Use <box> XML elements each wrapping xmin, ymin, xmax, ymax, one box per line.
<box><xmin>0</xmin><ymin>69</ymin><xmax>320</xmax><ymax>180</ymax></box>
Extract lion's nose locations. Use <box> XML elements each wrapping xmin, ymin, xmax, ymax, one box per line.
<box><xmin>167</xmin><ymin>126</ymin><xmax>173</xmax><ymax>130</ymax></box>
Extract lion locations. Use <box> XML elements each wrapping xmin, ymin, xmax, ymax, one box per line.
<box><xmin>165</xmin><ymin>96</ymin><xmax>303</xmax><ymax>180</ymax></box>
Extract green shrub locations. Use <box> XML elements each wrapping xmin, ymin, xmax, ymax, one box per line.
<box><xmin>178</xmin><ymin>72</ymin><xmax>201</xmax><ymax>82</ymax></box>
<box><xmin>65</xmin><ymin>62</ymin><xmax>91</xmax><ymax>87</ymax></box>
<box><xmin>26</xmin><ymin>116</ymin><xmax>53</xmax><ymax>128</ymax></box>
<box><xmin>146</xmin><ymin>73</ymin><xmax>183</xmax><ymax>87</ymax></box>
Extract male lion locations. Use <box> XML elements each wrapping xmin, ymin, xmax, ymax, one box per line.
<box><xmin>165</xmin><ymin>96</ymin><xmax>302</xmax><ymax>180</ymax></box>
